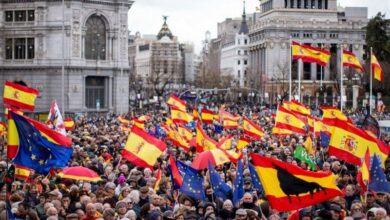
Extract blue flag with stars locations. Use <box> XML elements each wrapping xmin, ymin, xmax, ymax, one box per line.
<box><xmin>208</xmin><ymin>161</ymin><xmax>232</xmax><ymax>200</ymax></box>
<box><xmin>233</xmin><ymin>159</ymin><xmax>245</xmax><ymax>206</ymax></box>
<box><xmin>369</xmin><ymin>154</ymin><xmax>390</xmax><ymax>193</ymax></box>
<box><xmin>320</xmin><ymin>131</ymin><xmax>330</xmax><ymax>148</ymax></box>
<box><xmin>248</xmin><ymin>163</ymin><xmax>263</xmax><ymax>191</ymax></box>
<box><xmin>179</xmin><ymin>163</ymin><xmax>205</xmax><ymax>200</ymax></box>
<box><xmin>11</xmin><ymin>112</ymin><xmax>73</xmax><ymax>175</ymax></box>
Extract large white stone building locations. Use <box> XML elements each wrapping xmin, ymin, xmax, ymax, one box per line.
<box><xmin>0</xmin><ymin>0</ymin><xmax>132</xmax><ymax>113</ymax></box>
<box><xmin>220</xmin><ymin>4</ymin><xmax>250</xmax><ymax>88</ymax></box>
<box><xmin>249</xmin><ymin>0</ymin><xmax>368</xmax><ymax>105</ymax></box>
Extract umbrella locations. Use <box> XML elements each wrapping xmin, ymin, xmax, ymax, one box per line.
<box><xmin>191</xmin><ymin>149</ymin><xmax>231</xmax><ymax>170</ymax></box>
<box><xmin>58</xmin><ymin>166</ymin><xmax>101</xmax><ymax>182</ymax></box>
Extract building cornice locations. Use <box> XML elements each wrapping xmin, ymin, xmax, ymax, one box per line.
<box><xmin>0</xmin><ymin>0</ymin><xmax>134</xmax><ymax>7</ymax></box>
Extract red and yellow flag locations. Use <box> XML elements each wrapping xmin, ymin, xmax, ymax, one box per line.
<box><xmin>154</xmin><ymin>168</ymin><xmax>162</xmax><ymax>192</ymax></box>
<box><xmin>357</xmin><ymin>148</ymin><xmax>371</xmax><ymax>193</ymax></box>
<box><xmin>177</xmin><ymin>125</ymin><xmax>193</xmax><ymax>141</ymax></box>
<box><xmin>196</xmin><ymin>124</ymin><xmax>217</xmax><ymax>152</ymax></box>
<box><xmin>171</xmin><ymin>107</ymin><xmax>192</xmax><ymax>124</ymax></box>
<box><xmin>201</xmin><ymin>109</ymin><xmax>214</xmax><ymax>124</ymax></box>
<box><xmin>242</xmin><ymin>118</ymin><xmax>264</xmax><ymax>140</ymax></box>
<box><xmin>272</xmin><ymin>127</ymin><xmax>293</xmax><ymax>136</ymax></box>
<box><xmin>371</xmin><ymin>52</ymin><xmax>384</xmax><ymax>82</ymax></box>
<box><xmin>275</xmin><ymin>106</ymin><xmax>307</xmax><ymax>135</ymax></box>
<box><xmin>3</xmin><ymin>81</ymin><xmax>39</xmax><ymax>111</ymax></box>
<box><xmin>342</xmin><ymin>50</ymin><xmax>364</xmax><ymax>72</ymax></box>
<box><xmin>14</xmin><ymin>164</ymin><xmax>31</xmax><ymax>181</ymax></box>
<box><xmin>193</xmin><ymin>109</ymin><xmax>200</xmax><ymax>121</ymax></box>
<box><xmin>0</xmin><ymin>122</ymin><xmax>6</xmax><ymax>136</ymax></box>
<box><xmin>122</xmin><ymin>126</ymin><xmax>167</xmax><ymax>169</ymax></box>
<box><xmin>167</xmin><ymin>128</ymin><xmax>190</xmax><ymax>152</ymax></box>
<box><xmin>63</xmin><ymin>118</ymin><xmax>75</xmax><ymax>131</ymax></box>
<box><xmin>132</xmin><ymin>118</ymin><xmax>145</xmax><ymax>130</ymax></box>
<box><xmin>118</xmin><ymin>116</ymin><xmax>131</xmax><ymax>125</ymax></box>
<box><xmin>237</xmin><ymin>136</ymin><xmax>251</xmax><ymax>150</ymax></box>
<box><xmin>320</xmin><ymin>106</ymin><xmax>352</xmax><ymax>124</ymax></box>
<box><xmin>292</xmin><ymin>41</ymin><xmax>331</xmax><ymax>66</ymax></box>
<box><xmin>303</xmin><ymin>136</ymin><xmax>315</xmax><ymax>155</ymax></box>
<box><xmin>223</xmin><ymin>118</ymin><xmax>239</xmax><ymax>129</ymax></box>
<box><xmin>282</xmin><ymin>100</ymin><xmax>311</xmax><ymax>116</ymax></box>
<box><xmin>217</xmin><ymin>135</ymin><xmax>233</xmax><ymax>150</ymax></box>
<box><xmin>166</xmin><ymin>95</ymin><xmax>186</xmax><ymax>112</ymax></box>
<box><xmin>220</xmin><ymin>108</ymin><xmax>240</xmax><ymax>121</ymax></box>
<box><xmin>251</xmin><ymin>153</ymin><xmax>343</xmax><ymax>211</ymax></box>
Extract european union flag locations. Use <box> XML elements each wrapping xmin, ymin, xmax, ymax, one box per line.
<box><xmin>208</xmin><ymin>161</ymin><xmax>232</xmax><ymax>200</ymax></box>
<box><xmin>177</xmin><ymin>160</ymin><xmax>192</xmax><ymax>176</ymax></box>
<box><xmin>233</xmin><ymin>159</ymin><xmax>244</xmax><ymax>206</ymax></box>
<box><xmin>248</xmin><ymin>163</ymin><xmax>263</xmax><ymax>191</ymax></box>
<box><xmin>179</xmin><ymin>162</ymin><xmax>205</xmax><ymax>200</ymax></box>
<box><xmin>214</xmin><ymin>124</ymin><xmax>223</xmax><ymax>134</ymax></box>
<box><xmin>368</xmin><ymin>154</ymin><xmax>390</xmax><ymax>193</ymax></box>
<box><xmin>11</xmin><ymin>113</ymin><xmax>73</xmax><ymax>175</ymax></box>
<box><xmin>320</xmin><ymin>131</ymin><xmax>330</xmax><ymax>148</ymax></box>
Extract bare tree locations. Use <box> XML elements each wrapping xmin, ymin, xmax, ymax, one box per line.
<box><xmin>273</xmin><ymin>61</ymin><xmax>298</xmax><ymax>102</ymax></box>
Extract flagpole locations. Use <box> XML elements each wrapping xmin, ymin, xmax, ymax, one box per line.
<box><xmin>340</xmin><ymin>49</ymin><xmax>344</xmax><ymax>112</ymax></box>
<box><xmin>369</xmin><ymin>47</ymin><xmax>373</xmax><ymax>115</ymax></box>
<box><xmin>298</xmin><ymin>59</ymin><xmax>302</xmax><ymax>102</ymax></box>
<box><xmin>61</xmin><ymin>0</ymin><xmax>65</xmax><ymax>115</ymax></box>
<box><xmin>289</xmin><ymin>37</ymin><xmax>292</xmax><ymax>101</ymax></box>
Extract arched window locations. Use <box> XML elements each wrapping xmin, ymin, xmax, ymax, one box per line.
<box><xmin>85</xmin><ymin>15</ymin><xmax>106</xmax><ymax>60</ymax></box>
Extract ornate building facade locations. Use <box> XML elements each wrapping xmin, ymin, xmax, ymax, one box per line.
<box><xmin>0</xmin><ymin>0</ymin><xmax>133</xmax><ymax>113</ymax></box>
<box><xmin>249</xmin><ymin>0</ymin><xmax>367</xmax><ymax>106</ymax></box>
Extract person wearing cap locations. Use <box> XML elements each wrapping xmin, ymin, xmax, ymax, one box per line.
<box><xmin>239</xmin><ymin>193</ymin><xmax>262</xmax><ymax>217</ymax></box>
<box><xmin>243</xmin><ymin>177</ymin><xmax>253</xmax><ymax>192</ymax></box>
<box><xmin>235</xmin><ymin>209</ymin><xmax>248</xmax><ymax>220</ymax></box>
<box><xmin>163</xmin><ymin>210</ymin><xmax>174</xmax><ymax>220</ymax></box>
<box><xmin>329</xmin><ymin>202</ymin><xmax>342</xmax><ymax>220</ymax></box>
<box><xmin>219</xmin><ymin>200</ymin><xmax>234</xmax><ymax>220</ymax></box>
<box><xmin>116</xmin><ymin>200</ymin><xmax>128</xmax><ymax>219</ymax></box>
<box><xmin>375</xmin><ymin>191</ymin><xmax>390</xmax><ymax>213</ymax></box>
<box><xmin>138</xmin><ymin>186</ymin><xmax>150</xmax><ymax>207</ymax></box>
<box><xmin>115</xmin><ymin>174</ymin><xmax>128</xmax><ymax>197</ymax></box>
<box><xmin>364</xmin><ymin>192</ymin><xmax>381</xmax><ymax>212</ymax></box>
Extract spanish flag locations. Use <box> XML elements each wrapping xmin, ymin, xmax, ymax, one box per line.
<box><xmin>320</xmin><ymin>106</ymin><xmax>352</xmax><ymax>124</ymax></box>
<box><xmin>154</xmin><ymin>168</ymin><xmax>162</xmax><ymax>192</ymax></box>
<box><xmin>171</xmin><ymin>107</ymin><xmax>192</xmax><ymax>124</ymax></box>
<box><xmin>169</xmin><ymin>155</ymin><xmax>183</xmax><ymax>189</ymax></box>
<box><xmin>201</xmin><ymin>109</ymin><xmax>214</xmax><ymax>124</ymax></box>
<box><xmin>237</xmin><ymin>136</ymin><xmax>251</xmax><ymax>150</ymax></box>
<box><xmin>196</xmin><ymin>123</ymin><xmax>217</xmax><ymax>152</ymax></box>
<box><xmin>313</xmin><ymin>119</ymin><xmax>330</xmax><ymax>137</ymax></box>
<box><xmin>242</xmin><ymin>118</ymin><xmax>264</xmax><ymax>140</ymax></box>
<box><xmin>122</xmin><ymin>126</ymin><xmax>167</xmax><ymax>169</ymax></box>
<box><xmin>167</xmin><ymin>128</ymin><xmax>190</xmax><ymax>152</ymax></box>
<box><xmin>166</xmin><ymin>95</ymin><xmax>186</xmax><ymax>112</ymax></box>
<box><xmin>272</xmin><ymin>127</ymin><xmax>293</xmax><ymax>136</ymax></box>
<box><xmin>371</xmin><ymin>52</ymin><xmax>384</xmax><ymax>82</ymax></box>
<box><xmin>0</xmin><ymin>122</ymin><xmax>6</xmax><ymax>136</ymax></box>
<box><xmin>220</xmin><ymin>109</ymin><xmax>240</xmax><ymax>121</ymax></box>
<box><xmin>342</xmin><ymin>50</ymin><xmax>364</xmax><ymax>72</ymax></box>
<box><xmin>223</xmin><ymin>118</ymin><xmax>239</xmax><ymax>129</ymax></box>
<box><xmin>63</xmin><ymin>118</ymin><xmax>75</xmax><ymax>131</ymax></box>
<box><xmin>3</xmin><ymin>81</ymin><xmax>39</xmax><ymax>111</ymax></box>
<box><xmin>193</xmin><ymin>109</ymin><xmax>200</xmax><ymax>121</ymax></box>
<box><xmin>217</xmin><ymin>135</ymin><xmax>233</xmax><ymax>150</ymax></box>
<box><xmin>292</xmin><ymin>41</ymin><xmax>331</xmax><ymax>66</ymax></box>
<box><xmin>357</xmin><ymin>148</ymin><xmax>370</xmax><ymax>193</ymax></box>
<box><xmin>282</xmin><ymin>100</ymin><xmax>311</xmax><ymax>116</ymax></box>
<box><xmin>224</xmin><ymin>149</ymin><xmax>243</xmax><ymax>163</ymax></box>
<box><xmin>328</xmin><ymin>119</ymin><xmax>374</xmax><ymax>166</ymax></box>
<box><xmin>303</xmin><ymin>136</ymin><xmax>315</xmax><ymax>155</ymax></box>
<box><xmin>118</xmin><ymin>116</ymin><xmax>131</xmax><ymax>125</ymax></box>
<box><xmin>275</xmin><ymin>106</ymin><xmax>307</xmax><ymax>135</ymax></box>
<box><xmin>132</xmin><ymin>118</ymin><xmax>145</xmax><ymax>130</ymax></box>
<box><xmin>14</xmin><ymin>164</ymin><xmax>31</xmax><ymax>181</ymax></box>
<box><xmin>251</xmin><ymin>153</ymin><xmax>343</xmax><ymax>211</ymax></box>
<box><xmin>177</xmin><ymin>125</ymin><xmax>193</xmax><ymax>141</ymax></box>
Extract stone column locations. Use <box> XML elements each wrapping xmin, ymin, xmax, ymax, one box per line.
<box><xmin>352</xmin><ymin>85</ymin><xmax>359</xmax><ymax>110</ymax></box>
<box><xmin>324</xmin><ymin>91</ymin><xmax>327</xmax><ymax>105</ymax></box>
<box><xmin>341</xmin><ymin>85</ymin><xmax>346</xmax><ymax>109</ymax></box>
<box><xmin>109</xmin><ymin>76</ymin><xmax>113</xmax><ymax>110</ymax></box>
<box><xmin>316</xmin><ymin>92</ymin><xmax>319</xmax><ymax>107</ymax></box>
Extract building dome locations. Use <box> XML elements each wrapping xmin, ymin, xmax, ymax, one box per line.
<box><xmin>157</xmin><ymin>16</ymin><xmax>173</xmax><ymax>40</ymax></box>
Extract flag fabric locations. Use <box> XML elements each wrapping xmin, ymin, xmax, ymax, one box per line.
<box><xmin>169</xmin><ymin>155</ymin><xmax>183</xmax><ymax>189</ymax></box>
<box><xmin>368</xmin><ymin>155</ymin><xmax>390</xmax><ymax>193</ymax></box>
<box><xmin>220</xmin><ymin>109</ymin><xmax>240</xmax><ymax>121</ymax></box>
<box><xmin>132</xmin><ymin>118</ymin><xmax>145</xmax><ymax>130</ymax></box>
<box><xmin>167</xmin><ymin>128</ymin><xmax>190</xmax><ymax>152</ymax></box>
<box><xmin>122</xmin><ymin>126</ymin><xmax>167</xmax><ymax>169</ymax></box>
<box><xmin>118</xmin><ymin>116</ymin><xmax>131</xmax><ymax>125</ymax></box>
<box><xmin>223</xmin><ymin>149</ymin><xmax>243</xmax><ymax>163</ymax></box>
<box><xmin>314</xmin><ymin>120</ymin><xmax>330</xmax><ymax>137</ymax></box>
<box><xmin>272</xmin><ymin>127</ymin><xmax>293</xmax><ymax>136</ymax></box>
<box><xmin>275</xmin><ymin>106</ymin><xmax>307</xmax><ymax>135</ymax></box>
<box><xmin>320</xmin><ymin>106</ymin><xmax>352</xmax><ymax>123</ymax></box>
<box><xmin>328</xmin><ymin>119</ymin><xmax>375</xmax><ymax>166</ymax></box>
<box><xmin>154</xmin><ymin>168</ymin><xmax>162</xmax><ymax>192</ymax></box>
<box><xmin>292</xmin><ymin>41</ymin><xmax>331</xmax><ymax>66</ymax></box>
<box><xmin>237</xmin><ymin>135</ymin><xmax>251</xmax><ymax>150</ymax></box>
<box><xmin>342</xmin><ymin>50</ymin><xmax>364</xmax><ymax>72</ymax></box>
<box><xmin>0</xmin><ymin>122</ymin><xmax>6</xmax><ymax>136</ymax></box>
<box><xmin>233</xmin><ymin>159</ymin><xmax>245</xmax><ymax>206</ymax></box>
<box><xmin>242</xmin><ymin>117</ymin><xmax>264</xmax><ymax>140</ymax></box>
<box><xmin>282</xmin><ymin>100</ymin><xmax>311</xmax><ymax>116</ymax></box>
<box><xmin>193</xmin><ymin>109</ymin><xmax>200</xmax><ymax>121</ymax></box>
<box><xmin>47</xmin><ymin>100</ymin><xmax>66</xmax><ymax>135</ymax></box>
<box><xmin>217</xmin><ymin>135</ymin><xmax>233</xmax><ymax>150</ymax></box>
<box><xmin>371</xmin><ymin>52</ymin><xmax>384</xmax><ymax>81</ymax></box>
<box><xmin>293</xmin><ymin>145</ymin><xmax>317</xmax><ymax>170</ymax></box>
<box><xmin>208</xmin><ymin>161</ymin><xmax>232</xmax><ymax>200</ymax></box>
<box><xmin>3</xmin><ymin>81</ymin><xmax>39</xmax><ymax>111</ymax></box>
<box><xmin>14</xmin><ymin>164</ymin><xmax>31</xmax><ymax>181</ymax></box>
<box><xmin>362</xmin><ymin>115</ymin><xmax>380</xmax><ymax>138</ymax></box>
<box><xmin>166</xmin><ymin>95</ymin><xmax>187</xmax><ymax>112</ymax></box>
<box><xmin>7</xmin><ymin>112</ymin><xmax>21</xmax><ymax>159</ymax></box>
<box><xmin>303</xmin><ymin>136</ymin><xmax>315</xmax><ymax>155</ymax></box>
<box><xmin>251</xmin><ymin>153</ymin><xmax>343</xmax><ymax>211</ymax></box>
<box><xmin>361</xmin><ymin>149</ymin><xmax>371</xmax><ymax>186</ymax></box>
<box><xmin>248</xmin><ymin>163</ymin><xmax>263</xmax><ymax>191</ymax></box>
<box><xmin>214</xmin><ymin>124</ymin><xmax>223</xmax><ymax>134</ymax></box>
<box><xmin>191</xmin><ymin>149</ymin><xmax>232</xmax><ymax>170</ymax></box>
<box><xmin>223</xmin><ymin>118</ymin><xmax>239</xmax><ymax>129</ymax></box>
<box><xmin>180</xmin><ymin>163</ymin><xmax>205</xmax><ymax>200</ymax></box>
<box><xmin>177</xmin><ymin>125</ymin><xmax>193</xmax><ymax>141</ymax></box>
<box><xmin>196</xmin><ymin>124</ymin><xmax>218</xmax><ymax>152</ymax></box>
<box><xmin>201</xmin><ymin>109</ymin><xmax>214</xmax><ymax>124</ymax></box>
<box><xmin>171</xmin><ymin>107</ymin><xmax>192</xmax><ymax>124</ymax></box>
<box><xmin>320</xmin><ymin>131</ymin><xmax>330</xmax><ymax>148</ymax></box>
<box><xmin>11</xmin><ymin>112</ymin><xmax>73</xmax><ymax>174</ymax></box>
<box><xmin>63</xmin><ymin>118</ymin><xmax>75</xmax><ymax>131</ymax></box>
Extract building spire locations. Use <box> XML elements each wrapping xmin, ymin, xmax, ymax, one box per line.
<box><xmin>238</xmin><ymin>0</ymin><xmax>249</xmax><ymax>34</ymax></box>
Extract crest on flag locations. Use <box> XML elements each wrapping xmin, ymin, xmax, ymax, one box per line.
<box><xmin>340</xmin><ymin>136</ymin><xmax>357</xmax><ymax>152</ymax></box>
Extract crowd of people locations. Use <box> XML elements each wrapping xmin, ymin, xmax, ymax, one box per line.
<box><xmin>1</xmin><ymin>101</ymin><xmax>390</xmax><ymax>220</ymax></box>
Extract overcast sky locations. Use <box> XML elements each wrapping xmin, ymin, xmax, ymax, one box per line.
<box><xmin>128</xmin><ymin>0</ymin><xmax>390</xmax><ymax>54</ymax></box>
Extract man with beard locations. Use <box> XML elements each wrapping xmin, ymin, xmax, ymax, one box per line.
<box><xmin>204</xmin><ymin>186</ymin><xmax>223</xmax><ymax>209</ymax></box>
<box><xmin>239</xmin><ymin>193</ymin><xmax>262</xmax><ymax>217</ymax></box>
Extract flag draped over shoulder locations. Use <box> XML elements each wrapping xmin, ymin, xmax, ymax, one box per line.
<box><xmin>122</xmin><ymin>126</ymin><xmax>167</xmax><ymax>169</ymax></box>
<box><xmin>208</xmin><ymin>161</ymin><xmax>232</xmax><ymax>200</ymax></box>
<box><xmin>233</xmin><ymin>159</ymin><xmax>244</xmax><ymax>206</ymax></box>
<box><xmin>251</xmin><ymin>153</ymin><xmax>342</xmax><ymax>211</ymax></box>
<box><xmin>11</xmin><ymin>112</ymin><xmax>73</xmax><ymax>174</ymax></box>
<box><xmin>3</xmin><ymin>81</ymin><xmax>39</xmax><ymax>111</ymax></box>
<box><xmin>369</xmin><ymin>155</ymin><xmax>390</xmax><ymax>193</ymax></box>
